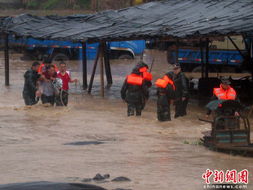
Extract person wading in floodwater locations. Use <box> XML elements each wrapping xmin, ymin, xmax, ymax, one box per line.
<box><xmin>171</xmin><ymin>63</ymin><xmax>189</xmax><ymax>118</ymax></box>
<box><xmin>38</xmin><ymin>55</ymin><xmax>58</xmax><ymax>74</ymax></box>
<box><xmin>55</xmin><ymin>61</ymin><xmax>78</xmax><ymax>106</ymax></box>
<box><xmin>23</xmin><ymin>62</ymin><xmax>41</xmax><ymax>106</ymax></box>
<box><xmin>39</xmin><ymin>65</ymin><xmax>57</xmax><ymax>106</ymax></box>
<box><xmin>121</xmin><ymin>67</ymin><xmax>148</xmax><ymax>116</ymax></box>
<box><xmin>155</xmin><ymin>72</ymin><xmax>175</xmax><ymax>121</ymax></box>
<box><xmin>133</xmin><ymin>61</ymin><xmax>153</xmax><ymax>110</ymax></box>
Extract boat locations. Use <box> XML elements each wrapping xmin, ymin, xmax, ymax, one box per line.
<box><xmin>200</xmin><ymin>100</ymin><xmax>253</xmax><ymax>156</ymax></box>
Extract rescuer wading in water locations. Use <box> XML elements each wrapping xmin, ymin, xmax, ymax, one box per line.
<box><xmin>155</xmin><ymin>72</ymin><xmax>175</xmax><ymax>121</ymax></box>
<box><xmin>23</xmin><ymin>62</ymin><xmax>41</xmax><ymax>106</ymax></box>
<box><xmin>121</xmin><ymin>66</ymin><xmax>149</xmax><ymax>116</ymax></box>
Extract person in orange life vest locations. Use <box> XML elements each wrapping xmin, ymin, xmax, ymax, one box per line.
<box><xmin>135</xmin><ymin>61</ymin><xmax>152</xmax><ymax>87</ymax></box>
<box><xmin>55</xmin><ymin>61</ymin><xmax>78</xmax><ymax>106</ymax></box>
<box><xmin>156</xmin><ymin>72</ymin><xmax>175</xmax><ymax>121</ymax></box>
<box><xmin>134</xmin><ymin>61</ymin><xmax>152</xmax><ymax>109</ymax></box>
<box><xmin>38</xmin><ymin>56</ymin><xmax>58</xmax><ymax>74</ymax></box>
<box><xmin>41</xmin><ymin>59</ymin><xmax>57</xmax><ymax>81</ymax></box>
<box><xmin>121</xmin><ymin>68</ymin><xmax>148</xmax><ymax>116</ymax></box>
<box><xmin>206</xmin><ymin>77</ymin><xmax>237</xmax><ymax>116</ymax></box>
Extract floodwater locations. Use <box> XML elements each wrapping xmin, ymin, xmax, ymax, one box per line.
<box><xmin>0</xmin><ymin>50</ymin><xmax>252</xmax><ymax>190</ymax></box>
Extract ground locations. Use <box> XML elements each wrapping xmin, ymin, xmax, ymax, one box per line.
<box><xmin>0</xmin><ymin>50</ymin><xmax>252</xmax><ymax>190</ymax></box>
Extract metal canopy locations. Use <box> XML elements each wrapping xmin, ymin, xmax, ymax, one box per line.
<box><xmin>1</xmin><ymin>0</ymin><xmax>253</xmax><ymax>42</ymax></box>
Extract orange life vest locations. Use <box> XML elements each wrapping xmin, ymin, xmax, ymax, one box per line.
<box><xmin>127</xmin><ymin>74</ymin><xmax>143</xmax><ymax>86</ymax></box>
<box><xmin>163</xmin><ymin>75</ymin><xmax>175</xmax><ymax>90</ymax></box>
<box><xmin>139</xmin><ymin>66</ymin><xmax>152</xmax><ymax>81</ymax></box>
<box><xmin>155</xmin><ymin>78</ymin><xmax>168</xmax><ymax>88</ymax></box>
<box><xmin>38</xmin><ymin>63</ymin><xmax>59</xmax><ymax>73</ymax></box>
<box><xmin>155</xmin><ymin>75</ymin><xmax>175</xmax><ymax>89</ymax></box>
<box><xmin>213</xmin><ymin>85</ymin><xmax>236</xmax><ymax>100</ymax></box>
<box><xmin>139</xmin><ymin>67</ymin><xmax>148</xmax><ymax>73</ymax></box>
<box><xmin>143</xmin><ymin>72</ymin><xmax>153</xmax><ymax>81</ymax></box>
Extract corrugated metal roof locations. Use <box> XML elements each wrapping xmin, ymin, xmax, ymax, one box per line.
<box><xmin>1</xmin><ymin>0</ymin><xmax>253</xmax><ymax>42</ymax></box>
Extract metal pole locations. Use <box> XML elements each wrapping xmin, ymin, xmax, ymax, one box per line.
<box><xmin>200</xmin><ymin>38</ymin><xmax>204</xmax><ymax>78</ymax></box>
<box><xmin>4</xmin><ymin>33</ymin><xmax>10</xmax><ymax>86</ymax></box>
<box><xmin>205</xmin><ymin>38</ymin><xmax>209</xmax><ymax>78</ymax></box>
<box><xmin>82</xmin><ymin>42</ymin><xmax>88</xmax><ymax>89</ymax></box>
<box><xmin>251</xmin><ymin>39</ymin><xmax>253</xmax><ymax>77</ymax></box>
<box><xmin>103</xmin><ymin>42</ymin><xmax>113</xmax><ymax>86</ymax></box>
<box><xmin>100</xmin><ymin>43</ymin><xmax>105</xmax><ymax>97</ymax></box>
<box><xmin>88</xmin><ymin>44</ymin><xmax>100</xmax><ymax>94</ymax></box>
<box><xmin>228</xmin><ymin>35</ymin><xmax>246</xmax><ymax>59</ymax></box>
<box><xmin>176</xmin><ymin>39</ymin><xmax>179</xmax><ymax>63</ymax></box>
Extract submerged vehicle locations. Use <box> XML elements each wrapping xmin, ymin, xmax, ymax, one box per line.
<box><xmin>200</xmin><ymin>100</ymin><xmax>253</xmax><ymax>156</ymax></box>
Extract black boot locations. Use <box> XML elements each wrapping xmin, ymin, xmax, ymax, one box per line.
<box><xmin>127</xmin><ymin>104</ymin><xmax>135</xmax><ymax>116</ymax></box>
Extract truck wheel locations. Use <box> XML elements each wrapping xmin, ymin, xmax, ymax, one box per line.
<box><xmin>118</xmin><ymin>53</ymin><xmax>133</xmax><ymax>59</ymax></box>
<box><xmin>52</xmin><ymin>53</ymin><xmax>69</xmax><ymax>61</ymax></box>
<box><xmin>192</xmin><ymin>66</ymin><xmax>219</xmax><ymax>73</ymax></box>
<box><xmin>192</xmin><ymin>66</ymin><xmax>202</xmax><ymax>72</ymax></box>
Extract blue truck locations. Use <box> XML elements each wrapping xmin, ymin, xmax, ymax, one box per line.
<box><xmin>167</xmin><ymin>48</ymin><xmax>244</xmax><ymax>73</ymax></box>
<box><xmin>147</xmin><ymin>36</ymin><xmax>247</xmax><ymax>73</ymax></box>
<box><xmin>5</xmin><ymin>35</ymin><xmax>146</xmax><ymax>61</ymax></box>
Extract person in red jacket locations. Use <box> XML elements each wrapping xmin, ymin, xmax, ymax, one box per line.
<box><xmin>55</xmin><ymin>61</ymin><xmax>78</xmax><ymax>106</ymax></box>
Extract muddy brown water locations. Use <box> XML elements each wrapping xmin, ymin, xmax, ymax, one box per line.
<box><xmin>0</xmin><ymin>50</ymin><xmax>252</xmax><ymax>190</ymax></box>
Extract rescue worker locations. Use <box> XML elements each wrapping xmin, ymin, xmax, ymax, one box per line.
<box><xmin>171</xmin><ymin>63</ymin><xmax>189</xmax><ymax>118</ymax></box>
<box><xmin>121</xmin><ymin>68</ymin><xmax>147</xmax><ymax>116</ymax></box>
<box><xmin>40</xmin><ymin>65</ymin><xmax>57</xmax><ymax>106</ymax></box>
<box><xmin>206</xmin><ymin>77</ymin><xmax>237</xmax><ymax>116</ymax></box>
<box><xmin>55</xmin><ymin>61</ymin><xmax>78</xmax><ymax>106</ymax></box>
<box><xmin>134</xmin><ymin>61</ymin><xmax>152</xmax><ymax>109</ymax></box>
<box><xmin>155</xmin><ymin>72</ymin><xmax>175</xmax><ymax>121</ymax></box>
<box><xmin>213</xmin><ymin>78</ymin><xmax>236</xmax><ymax>100</ymax></box>
<box><xmin>135</xmin><ymin>61</ymin><xmax>152</xmax><ymax>87</ymax></box>
<box><xmin>38</xmin><ymin>56</ymin><xmax>58</xmax><ymax>74</ymax></box>
<box><xmin>23</xmin><ymin>62</ymin><xmax>41</xmax><ymax>106</ymax></box>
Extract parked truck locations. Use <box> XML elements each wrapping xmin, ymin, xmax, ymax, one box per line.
<box><xmin>147</xmin><ymin>36</ymin><xmax>247</xmax><ymax>73</ymax></box>
<box><xmin>3</xmin><ymin>35</ymin><xmax>146</xmax><ymax>61</ymax></box>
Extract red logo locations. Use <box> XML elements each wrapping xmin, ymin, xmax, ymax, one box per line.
<box><xmin>202</xmin><ymin>169</ymin><xmax>249</xmax><ymax>184</ymax></box>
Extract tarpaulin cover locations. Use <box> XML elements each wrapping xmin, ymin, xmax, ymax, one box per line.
<box><xmin>1</xmin><ymin>0</ymin><xmax>253</xmax><ymax>42</ymax></box>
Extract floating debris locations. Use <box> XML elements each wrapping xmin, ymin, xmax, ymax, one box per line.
<box><xmin>64</xmin><ymin>141</ymin><xmax>104</xmax><ymax>146</ymax></box>
<box><xmin>112</xmin><ymin>177</ymin><xmax>131</xmax><ymax>182</ymax></box>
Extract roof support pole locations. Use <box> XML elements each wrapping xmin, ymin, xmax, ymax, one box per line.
<box><xmin>242</xmin><ymin>34</ymin><xmax>249</xmax><ymax>51</ymax></box>
<box><xmin>4</xmin><ymin>33</ymin><xmax>10</xmax><ymax>86</ymax></box>
<box><xmin>82</xmin><ymin>42</ymin><xmax>88</xmax><ymax>90</ymax></box>
<box><xmin>176</xmin><ymin>39</ymin><xmax>179</xmax><ymax>63</ymax></box>
<box><xmin>205</xmin><ymin>38</ymin><xmax>209</xmax><ymax>78</ymax></box>
<box><xmin>200</xmin><ymin>38</ymin><xmax>204</xmax><ymax>78</ymax></box>
<box><xmin>103</xmin><ymin>42</ymin><xmax>113</xmax><ymax>87</ymax></box>
<box><xmin>227</xmin><ymin>36</ymin><xmax>246</xmax><ymax>59</ymax></box>
<box><xmin>250</xmin><ymin>39</ymin><xmax>253</xmax><ymax>77</ymax></box>
<box><xmin>88</xmin><ymin>44</ymin><xmax>100</xmax><ymax>94</ymax></box>
<box><xmin>100</xmin><ymin>42</ymin><xmax>105</xmax><ymax>97</ymax></box>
